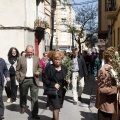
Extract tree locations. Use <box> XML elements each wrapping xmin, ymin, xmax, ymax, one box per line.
<box><xmin>74</xmin><ymin>4</ymin><xmax>98</xmax><ymax>53</ymax></box>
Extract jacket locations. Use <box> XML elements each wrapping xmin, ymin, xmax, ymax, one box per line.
<box><xmin>16</xmin><ymin>56</ymin><xmax>42</xmax><ymax>86</ymax></box>
<box><xmin>95</xmin><ymin>64</ymin><xmax>118</xmax><ymax>114</ymax></box>
<box><xmin>71</xmin><ymin>54</ymin><xmax>88</xmax><ymax>78</ymax></box>
<box><xmin>0</xmin><ymin>58</ymin><xmax>10</xmax><ymax>87</ymax></box>
<box><xmin>42</xmin><ymin>64</ymin><xmax>67</xmax><ymax>96</ymax></box>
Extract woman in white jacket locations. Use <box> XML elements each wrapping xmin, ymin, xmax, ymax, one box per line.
<box><xmin>5</xmin><ymin>47</ymin><xmax>19</xmax><ymax>103</ymax></box>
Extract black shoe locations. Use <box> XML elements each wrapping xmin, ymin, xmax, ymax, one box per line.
<box><xmin>20</xmin><ymin>107</ymin><xmax>25</xmax><ymax>114</ymax></box>
<box><xmin>78</xmin><ymin>97</ymin><xmax>82</xmax><ymax>102</ymax></box>
<box><xmin>0</xmin><ymin>115</ymin><xmax>4</xmax><ymax>119</ymax></box>
<box><xmin>32</xmin><ymin>115</ymin><xmax>40</xmax><ymax>119</ymax></box>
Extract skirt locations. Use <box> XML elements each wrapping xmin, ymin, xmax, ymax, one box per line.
<box><xmin>48</xmin><ymin>95</ymin><xmax>63</xmax><ymax>109</ymax></box>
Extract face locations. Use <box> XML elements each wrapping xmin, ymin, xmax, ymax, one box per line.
<box><xmin>44</xmin><ymin>53</ymin><xmax>48</xmax><ymax>59</ymax></box>
<box><xmin>26</xmin><ymin>47</ymin><xmax>34</xmax><ymax>58</ymax></box>
<box><xmin>22</xmin><ymin>52</ymin><xmax>26</xmax><ymax>56</ymax></box>
<box><xmin>53</xmin><ymin>58</ymin><xmax>62</xmax><ymax>67</ymax></box>
<box><xmin>12</xmin><ymin>49</ymin><xmax>17</xmax><ymax>56</ymax></box>
<box><xmin>73</xmin><ymin>50</ymin><xmax>78</xmax><ymax>57</ymax></box>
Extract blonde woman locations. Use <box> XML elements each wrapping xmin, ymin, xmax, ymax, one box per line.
<box><xmin>43</xmin><ymin>51</ymin><xmax>68</xmax><ymax>120</ymax></box>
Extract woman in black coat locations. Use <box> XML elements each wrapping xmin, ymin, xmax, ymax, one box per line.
<box><xmin>43</xmin><ymin>51</ymin><xmax>68</xmax><ymax>120</ymax></box>
<box><xmin>5</xmin><ymin>47</ymin><xmax>19</xmax><ymax>103</ymax></box>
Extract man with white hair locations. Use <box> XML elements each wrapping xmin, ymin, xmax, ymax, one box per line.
<box><xmin>16</xmin><ymin>45</ymin><xmax>42</xmax><ymax>119</ymax></box>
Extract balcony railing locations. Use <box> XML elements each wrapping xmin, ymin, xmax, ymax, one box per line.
<box><xmin>105</xmin><ymin>0</ymin><xmax>117</xmax><ymax>19</ymax></box>
<box><xmin>105</xmin><ymin>0</ymin><xmax>116</xmax><ymax>11</ymax></box>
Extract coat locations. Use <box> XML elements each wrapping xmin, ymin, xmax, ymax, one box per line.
<box><xmin>5</xmin><ymin>57</ymin><xmax>19</xmax><ymax>85</ymax></box>
<box><xmin>16</xmin><ymin>56</ymin><xmax>42</xmax><ymax>86</ymax></box>
<box><xmin>95</xmin><ymin>64</ymin><xmax>118</xmax><ymax>114</ymax></box>
<box><xmin>42</xmin><ymin>64</ymin><xmax>67</xmax><ymax>96</ymax></box>
<box><xmin>0</xmin><ymin>58</ymin><xmax>10</xmax><ymax>87</ymax></box>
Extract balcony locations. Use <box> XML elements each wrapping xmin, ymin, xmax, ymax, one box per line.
<box><xmin>34</xmin><ymin>19</ymin><xmax>49</xmax><ymax>29</ymax></box>
<box><xmin>105</xmin><ymin>0</ymin><xmax>117</xmax><ymax>19</ymax></box>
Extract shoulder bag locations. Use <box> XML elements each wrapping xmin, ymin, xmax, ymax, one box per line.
<box><xmin>43</xmin><ymin>71</ymin><xmax>58</xmax><ymax>96</ymax></box>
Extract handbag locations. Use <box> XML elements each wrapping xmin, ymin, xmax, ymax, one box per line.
<box><xmin>43</xmin><ymin>71</ymin><xmax>58</xmax><ymax>96</ymax></box>
<box><xmin>43</xmin><ymin>86</ymin><xmax>58</xmax><ymax>96</ymax></box>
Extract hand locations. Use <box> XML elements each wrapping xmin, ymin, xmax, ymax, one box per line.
<box><xmin>54</xmin><ymin>83</ymin><xmax>60</xmax><ymax>90</ymax></box>
<box><xmin>66</xmin><ymin>79</ymin><xmax>71</xmax><ymax>84</ymax></box>
<box><xmin>6</xmin><ymin>77</ymin><xmax>10</xmax><ymax>81</ymax></box>
<box><xmin>35</xmin><ymin>71</ymin><xmax>40</xmax><ymax>77</ymax></box>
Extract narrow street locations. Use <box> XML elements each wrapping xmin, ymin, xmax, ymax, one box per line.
<box><xmin>3</xmin><ymin>74</ymin><xmax>98</xmax><ymax>120</ymax></box>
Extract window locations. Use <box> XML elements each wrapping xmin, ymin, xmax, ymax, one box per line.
<box><xmin>105</xmin><ymin>0</ymin><xmax>116</xmax><ymax>11</ymax></box>
<box><xmin>61</xmin><ymin>18</ymin><xmax>66</xmax><ymax>23</ymax></box>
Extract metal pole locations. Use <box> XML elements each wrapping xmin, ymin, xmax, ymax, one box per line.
<box><xmin>72</xmin><ymin>32</ymin><xmax>74</xmax><ymax>49</ymax></box>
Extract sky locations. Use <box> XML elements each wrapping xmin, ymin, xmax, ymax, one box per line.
<box><xmin>74</xmin><ymin>0</ymin><xmax>98</xmax><ymax>5</ymax></box>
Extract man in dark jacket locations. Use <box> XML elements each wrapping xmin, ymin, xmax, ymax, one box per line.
<box><xmin>71</xmin><ymin>48</ymin><xmax>88</xmax><ymax>105</ymax></box>
<box><xmin>0</xmin><ymin>58</ymin><xmax>10</xmax><ymax>120</ymax></box>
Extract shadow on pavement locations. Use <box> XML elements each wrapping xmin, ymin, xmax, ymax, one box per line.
<box><xmin>28</xmin><ymin>114</ymin><xmax>51</xmax><ymax>120</ymax></box>
<box><xmin>80</xmin><ymin>111</ymin><xmax>97</xmax><ymax>120</ymax></box>
<box><xmin>6</xmin><ymin>104</ymin><xmax>31</xmax><ymax>115</ymax></box>
<box><xmin>81</xmin><ymin>98</ymin><xmax>90</xmax><ymax>105</ymax></box>
<box><xmin>64</xmin><ymin>95</ymin><xmax>73</xmax><ymax>103</ymax></box>
<box><xmin>38</xmin><ymin>101</ymin><xmax>47</xmax><ymax>109</ymax></box>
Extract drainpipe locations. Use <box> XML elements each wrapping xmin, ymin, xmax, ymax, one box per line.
<box><xmin>24</xmin><ymin>0</ymin><xmax>27</xmax><ymax>49</ymax></box>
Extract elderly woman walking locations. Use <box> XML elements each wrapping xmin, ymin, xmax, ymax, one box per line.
<box><xmin>43</xmin><ymin>51</ymin><xmax>68</xmax><ymax>120</ymax></box>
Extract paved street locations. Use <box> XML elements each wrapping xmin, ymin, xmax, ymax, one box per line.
<box><xmin>3</xmin><ymin>74</ymin><xmax>98</xmax><ymax>120</ymax></box>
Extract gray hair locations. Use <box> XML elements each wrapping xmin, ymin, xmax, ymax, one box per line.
<box><xmin>26</xmin><ymin>45</ymin><xmax>34</xmax><ymax>50</ymax></box>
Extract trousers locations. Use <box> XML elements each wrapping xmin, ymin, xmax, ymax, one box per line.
<box><xmin>72</xmin><ymin>72</ymin><xmax>84</xmax><ymax>102</ymax></box>
<box><xmin>19</xmin><ymin>78</ymin><xmax>39</xmax><ymax>115</ymax></box>
<box><xmin>0</xmin><ymin>86</ymin><xmax>4</xmax><ymax>116</ymax></box>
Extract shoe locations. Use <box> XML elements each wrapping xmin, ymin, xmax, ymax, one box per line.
<box><xmin>20</xmin><ymin>107</ymin><xmax>25</xmax><ymax>114</ymax></box>
<box><xmin>6</xmin><ymin>98</ymin><xmax>11</xmax><ymax>103</ymax></box>
<box><xmin>0</xmin><ymin>115</ymin><xmax>4</xmax><ymax>119</ymax></box>
<box><xmin>78</xmin><ymin>96</ymin><xmax>82</xmax><ymax>101</ymax></box>
<box><xmin>32</xmin><ymin>115</ymin><xmax>40</xmax><ymax>119</ymax></box>
<box><xmin>12</xmin><ymin>101</ymin><xmax>16</xmax><ymax>104</ymax></box>
<box><xmin>73</xmin><ymin>101</ymin><xmax>77</xmax><ymax>105</ymax></box>
<box><xmin>11</xmin><ymin>101</ymin><xmax>16</xmax><ymax>104</ymax></box>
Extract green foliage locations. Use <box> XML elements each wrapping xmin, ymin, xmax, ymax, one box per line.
<box><xmin>107</xmin><ymin>47</ymin><xmax>120</xmax><ymax>82</ymax></box>
<box><xmin>45</xmin><ymin>22</ymin><xmax>49</xmax><ymax>29</ymax></box>
<box><xmin>62</xmin><ymin>55</ymin><xmax>74</xmax><ymax>90</ymax></box>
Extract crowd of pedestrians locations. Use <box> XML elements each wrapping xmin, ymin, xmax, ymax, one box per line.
<box><xmin>1</xmin><ymin>45</ymin><xmax>120</xmax><ymax>120</ymax></box>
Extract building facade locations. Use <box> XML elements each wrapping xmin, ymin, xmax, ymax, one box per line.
<box><xmin>98</xmin><ymin>0</ymin><xmax>120</xmax><ymax>48</ymax></box>
<box><xmin>53</xmin><ymin>0</ymin><xmax>77</xmax><ymax>51</ymax></box>
<box><xmin>0</xmin><ymin>0</ymin><xmax>55</xmax><ymax>58</ymax></box>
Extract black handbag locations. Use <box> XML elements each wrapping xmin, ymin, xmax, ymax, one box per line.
<box><xmin>43</xmin><ymin>86</ymin><xmax>58</xmax><ymax>96</ymax></box>
<box><xmin>43</xmin><ymin>71</ymin><xmax>58</xmax><ymax>96</ymax></box>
